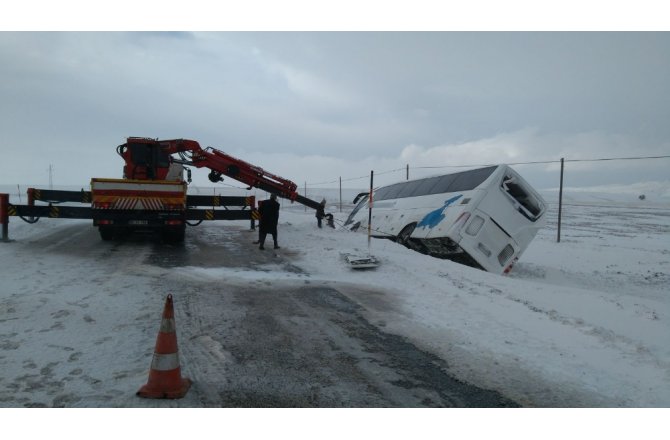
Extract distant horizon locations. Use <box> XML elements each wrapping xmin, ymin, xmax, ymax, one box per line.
<box><xmin>2</xmin><ymin>179</ymin><xmax>669</xmax><ymax>203</ymax></box>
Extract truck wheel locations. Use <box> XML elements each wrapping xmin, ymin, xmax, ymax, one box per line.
<box><xmin>162</xmin><ymin>226</ymin><xmax>185</xmax><ymax>244</ymax></box>
<box><xmin>99</xmin><ymin>226</ymin><xmax>115</xmax><ymax>241</ymax></box>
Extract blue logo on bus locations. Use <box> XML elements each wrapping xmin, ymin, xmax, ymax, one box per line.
<box><xmin>417</xmin><ymin>194</ymin><xmax>463</xmax><ymax>229</ymax></box>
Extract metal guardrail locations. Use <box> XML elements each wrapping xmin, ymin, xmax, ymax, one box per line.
<box><xmin>1</xmin><ymin>188</ymin><xmax>260</xmax><ymax>241</ymax></box>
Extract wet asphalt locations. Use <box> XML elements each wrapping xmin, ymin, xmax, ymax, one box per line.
<box><xmin>1</xmin><ymin>221</ymin><xmax>518</xmax><ymax>407</ymax></box>
<box><xmin>143</xmin><ymin>224</ymin><xmax>518</xmax><ymax>407</ymax></box>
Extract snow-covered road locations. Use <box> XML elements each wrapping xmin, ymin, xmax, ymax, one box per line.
<box><xmin>1</xmin><ymin>187</ymin><xmax>669</xmax><ymax>407</ymax></box>
<box><xmin>0</xmin><ymin>218</ymin><xmax>514</xmax><ymax>407</ymax></box>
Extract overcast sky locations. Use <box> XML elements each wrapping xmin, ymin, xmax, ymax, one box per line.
<box><xmin>1</xmin><ymin>32</ymin><xmax>669</xmax><ymax>191</ymax></box>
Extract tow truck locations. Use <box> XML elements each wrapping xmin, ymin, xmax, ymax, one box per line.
<box><xmin>1</xmin><ymin>137</ymin><xmax>326</xmax><ymax>243</ymax></box>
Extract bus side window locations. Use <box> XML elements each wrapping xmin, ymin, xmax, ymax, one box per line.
<box><xmin>396</xmin><ymin>180</ymin><xmax>424</xmax><ymax>198</ymax></box>
<box><xmin>374</xmin><ymin>187</ymin><xmax>389</xmax><ymax>201</ymax></box>
<box><xmin>428</xmin><ymin>174</ymin><xmax>456</xmax><ymax>195</ymax></box>
<box><xmin>413</xmin><ymin>176</ymin><xmax>442</xmax><ymax>197</ymax></box>
<box><xmin>382</xmin><ymin>183</ymin><xmax>405</xmax><ymax>200</ymax></box>
<box><xmin>448</xmin><ymin>166</ymin><xmax>497</xmax><ymax>192</ymax></box>
<box><xmin>344</xmin><ymin>198</ymin><xmax>368</xmax><ymax>225</ymax></box>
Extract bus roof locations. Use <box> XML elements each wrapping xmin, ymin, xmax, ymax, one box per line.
<box><xmin>374</xmin><ymin>165</ymin><xmax>501</xmax><ymax>201</ymax></box>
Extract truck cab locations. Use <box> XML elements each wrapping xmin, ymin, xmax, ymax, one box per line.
<box><xmin>118</xmin><ymin>138</ymin><xmax>182</xmax><ymax>182</ymax></box>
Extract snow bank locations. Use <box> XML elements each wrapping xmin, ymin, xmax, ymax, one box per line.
<box><xmin>1</xmin><ymin>183</ymin><xmax>669</xmax><ymax>409</ymax></box>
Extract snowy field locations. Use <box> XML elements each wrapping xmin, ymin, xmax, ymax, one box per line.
<box><xmin>288</xmin><ymin>190</ymin><xmax>670</xmax><ymax>408</ymax></box>
<box><xmin>0</xmin><ymin>183</ymin><xmax>669</xmax><ymax>417</ymax></box>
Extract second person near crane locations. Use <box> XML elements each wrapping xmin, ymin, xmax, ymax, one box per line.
<box><xmin>258</xmin><ymin>194</ymin><xmax>280</xmax><ymax>250</ymax></box>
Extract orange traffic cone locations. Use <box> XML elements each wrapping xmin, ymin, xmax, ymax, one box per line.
<box><xmin>137</xmin><ymin>294</ymin><xmax>192</xmax><ymax>399</ymax></box>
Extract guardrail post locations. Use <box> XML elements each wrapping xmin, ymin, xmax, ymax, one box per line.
<box><xmin>1</xmin><ymin>193</ymin><xmax>9</xmax><ymax>242</ymax></box>
<box><xmin>27</xmin><ymin>187</ymin><xmax>35</xmax><ymax>222</ymax></box>
<box><xmin>248</xmin><ymin>196</ymin><xmax>256</xmax><ymax>230</ymax></box>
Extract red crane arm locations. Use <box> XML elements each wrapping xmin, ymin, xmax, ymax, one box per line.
<box><xmin>157</xmin><ymin>138</ymin><xmax>300</xmax><ymax>201</ymax></box>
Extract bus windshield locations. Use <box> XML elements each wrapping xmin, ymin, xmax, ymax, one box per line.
<box><xmin>501</xmin><ymin>174</ymin><xmax>545</xmax><ymax>221</ymax></box>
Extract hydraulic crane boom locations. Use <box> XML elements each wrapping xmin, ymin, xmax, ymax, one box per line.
<box><xmin>118</xmin><ymin>137</ymin><xmax>323</xmax><ymax>211</ymax></box>
<box><xmin>2</xmin><ymin>136</ymin><xmax>332</xmax><ymax>244</ymax></box>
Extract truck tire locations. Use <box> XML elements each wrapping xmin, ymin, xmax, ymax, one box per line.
<box><xmin>99</xmin><ymin>226</ymin><xmax>115</xmax><ymax>241</ymax></box>
<box><xmin>162</xmin><ymin>225</ymin><xmax>185</xmax><ymax>244</ymax></box>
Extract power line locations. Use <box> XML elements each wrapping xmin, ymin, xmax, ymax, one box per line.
<box><xmin>309</xmin><ymin>168</ymin><xmax>407</xmax><ymax>186</ymax></box>
<box><xmin>414</xmin><ymin>159</ymin><xmax>559</xmax><ymax>169</ymax></box>
<box><xmin>304</xmin><ymin>155</ymin><xmax>670</xmax><ymax>187</ymax></box>
<box><xmin>544</xmin><ymin>202</ymin><xmax>670</xmax><ymax>212</ymax></box>
<box><xmin>565</xmin><ymin>155</ymin><xmax>670</xmax><ymax>163</ymax></box>
<box><xmin>414</xmin><ymin>155</ymin><xmax>670</xmax><ymax>170</ymax></box>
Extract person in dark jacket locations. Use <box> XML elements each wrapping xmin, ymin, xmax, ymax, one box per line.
<box><xmin>258</xmin><ymin>194</ymin><xmax>280</xmax><ymax>250</ymax></box>
<box><xmin>316</xmin><ymin>199</ymin><xmax>326</xmax><ymax>228</ymax></box>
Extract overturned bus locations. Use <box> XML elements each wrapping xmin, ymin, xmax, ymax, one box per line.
<box><xmin>344</xmin><ymin>165</ymin><xmax>547</xmax><ymax>274</ymax></box>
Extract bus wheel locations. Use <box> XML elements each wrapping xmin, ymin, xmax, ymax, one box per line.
<box><xmin>397</xmin><ymin>223</ymin><xmax>417</xmax><ymax>246</ymax></box>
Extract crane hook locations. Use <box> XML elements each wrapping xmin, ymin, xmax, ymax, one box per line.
<box><xmin>208</xmin><ymin>170</ymin><xmax>224</xmax><ymax>183</ymax></box>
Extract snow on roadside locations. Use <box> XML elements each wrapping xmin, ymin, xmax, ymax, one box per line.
<box><xmin>1</xmin><ymin>185</ymin><xmax>669</xmax><ymax>407</ymax></box>
<box><xmin>265</xmin><ymin>201</ymin><xmax>670</xmax><ymax>407</ymax></box>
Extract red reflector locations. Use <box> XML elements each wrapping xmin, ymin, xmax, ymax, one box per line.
<box><xmin>165</xmin><ymin>220</ymin><xmax>183</xmax><ymax>225</ymax></box>
<box><xmin>98</xmin><ymin>220</ymin><xmax>112</xmax><ymax>225</ymax></box>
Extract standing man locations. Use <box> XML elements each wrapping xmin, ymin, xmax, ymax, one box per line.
<box><xmin>316</xmin><ymin>199</ymin><xmax>326</xmax><ymax>228</ymax></box>
<box><xmin>258</xmin><ymin>194</ymin><xmax>280</xmax><ymax>250</ymax></box>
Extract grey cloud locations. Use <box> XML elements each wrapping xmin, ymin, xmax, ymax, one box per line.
<box><xmin>1</xmin><ymin>32</ymin><xmax>668</xmax><ymax>189</ymax></box>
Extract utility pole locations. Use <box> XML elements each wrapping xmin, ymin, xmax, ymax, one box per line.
<box><xmin>368</xmin><ymin>171</ymin><xmax>373</xmax><ymax>250</ymax></box>
<box><xmin>339</xmin><ymin>176</ymin><xmax>342</xmax><ymax>213</ymax></box>
<box><xmin>557</xmin><ymin>158</ymin><xmax>564</xmax><ymax>243</ymax></box>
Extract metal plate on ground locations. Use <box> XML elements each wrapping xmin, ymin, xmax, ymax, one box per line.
<box><xmin>345</xmin><ymin>254</ymin><xmax>379</xmax><ymax>269</ymax></box>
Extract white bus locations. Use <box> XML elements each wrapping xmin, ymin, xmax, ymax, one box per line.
<box><xmin>344</xmin><ymin>165</ymin><xmax>547</xmax><ymax>274</ymax></box>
